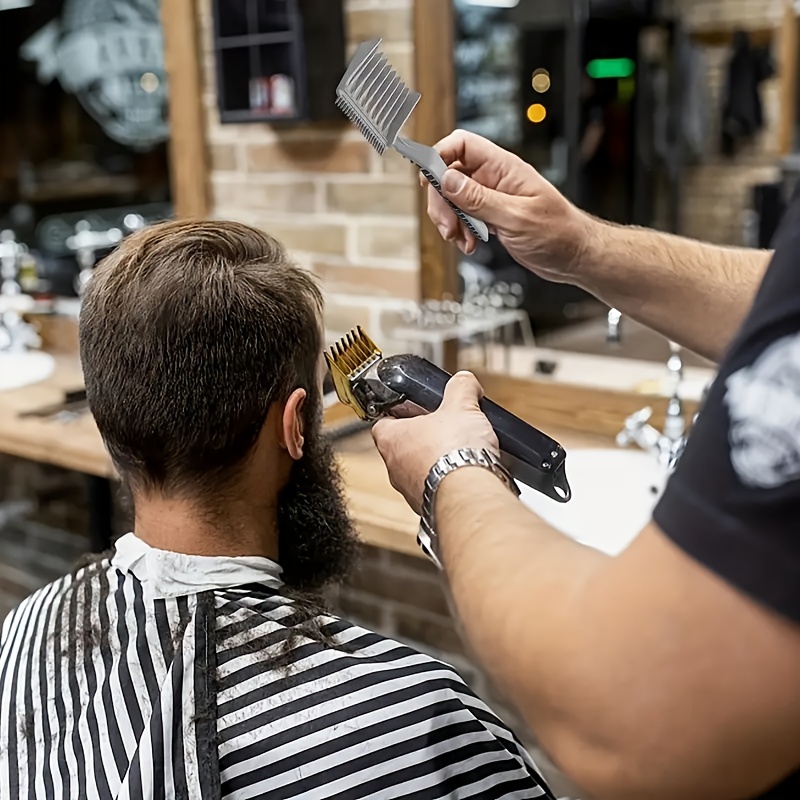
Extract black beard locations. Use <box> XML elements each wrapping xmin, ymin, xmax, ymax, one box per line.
<box><xmin>276</xmin><ymin>413</ymin><xmax>361</xmax><ymax>592</ymax></box>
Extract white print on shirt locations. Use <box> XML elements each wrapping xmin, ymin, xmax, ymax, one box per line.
<box><xmin>725</xmin><ymin>333</ymin><xmax>800</xmax><ymax>488</ymax></box>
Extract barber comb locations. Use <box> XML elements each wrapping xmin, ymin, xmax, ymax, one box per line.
<box><xmin>325</xmin><ymin>327</ymin><xmax>572</xmax><ymax>503</ymax></box>
<box><xmin>336</xmin><ymin>38</ymin><xmax>489</xmax><ymax>243</ymax></box>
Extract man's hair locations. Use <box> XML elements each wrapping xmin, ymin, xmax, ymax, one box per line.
<box><xmin>79</xmin><ymin>219</ymin><xmax>323</xmax><ymax>498</ymax></box>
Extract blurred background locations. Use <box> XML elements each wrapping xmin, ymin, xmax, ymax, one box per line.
<box><xmin>1</xmin><ymin>0</ymin><xmax>796</xmax><ymax>352</ymax></box>
<box><xmin>0</xmin><ymin>3</ymin><xmax>797</xmax><ymax>790</ymax></box>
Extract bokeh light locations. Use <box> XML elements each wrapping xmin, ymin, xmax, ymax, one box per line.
<box><xmin>532</xmin><ymin>68</ymin><xmax>551</xmax><ymax>93</ymax></box>
<box><xmin>527</xmin><ymin>103</ymin><xmax>547</xmax><ymax>124</ymax></box>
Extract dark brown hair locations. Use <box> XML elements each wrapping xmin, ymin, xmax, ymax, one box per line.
<box><xmin>79</xmin><ymin>219</ymin><xmax>323</xmax><ymax>498</ymax></box>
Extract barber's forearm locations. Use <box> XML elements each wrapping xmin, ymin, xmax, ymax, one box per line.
<box><xmin>435</xmin><ymin>469</ymin><xmax>612</xmax><ymax>758</ymax></box>
<box><xmin>574</xmin><ymin>218</ymin><xmax>771</xmax><ymax>363</ymax></box>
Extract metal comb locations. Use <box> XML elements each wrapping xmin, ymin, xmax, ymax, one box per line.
<box><xmin>337</xmin><ymin>39</ymin><xmax>489</xmax><ymax>243</ymax></box>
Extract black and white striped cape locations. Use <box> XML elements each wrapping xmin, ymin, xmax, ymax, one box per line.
<box><xmin>0</xmin><ymin>548</ymin><xmax>554</xmax><ymax>799</ymax></box>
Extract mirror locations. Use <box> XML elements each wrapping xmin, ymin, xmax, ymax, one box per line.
<box><xmin>0</xmin><ymin>0</ymin><xmax>172</xmax><ymax>301</ymax></box>
<box><xmin>447</xmin><ymin>0</ymin><xmax>786</xmax><ymax>388</ymax></box>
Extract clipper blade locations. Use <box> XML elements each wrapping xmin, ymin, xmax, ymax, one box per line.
<box><xmin>325</xmin><ymin>327</ymin><xmax>383</xmax><ymax>421</ymax></box>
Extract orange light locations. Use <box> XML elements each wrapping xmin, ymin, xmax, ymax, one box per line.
<box><xmin>527</xmin><ymin>103</ymin><xmax>547</xmax><ymax>123</ymax></box>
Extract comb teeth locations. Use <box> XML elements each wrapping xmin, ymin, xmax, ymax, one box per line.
<box><xmin>335</xmin><ymin>95</ymin><xmax>387</xmax><ymax>155</ymax></box>
<box><xmin>336</xmin><ymin>38</ymin><xmax>421</xmax><ymax>154</ymax></box>
<box><xmin>326</xmin><ymin>326</ymin><xmax>382</xmax><ymax>377</ymax></box>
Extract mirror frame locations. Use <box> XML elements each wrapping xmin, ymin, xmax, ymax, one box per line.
<box><xmin>161</xmin><ymin>0</ymin><xmax>211</xmax><ymax>219</ymax></box>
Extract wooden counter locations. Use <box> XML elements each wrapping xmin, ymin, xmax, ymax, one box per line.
<box><xmin>0</xmin><ymin>358</ymin><xmax>610</xmax><ymax>558</ymax></box>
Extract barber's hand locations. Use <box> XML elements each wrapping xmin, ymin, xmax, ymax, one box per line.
<box><xmin>424</xmin><ymin>129</ymin><xmax>592</xmax><ymax>282</ymax></box>
<box><xmin>372</xmin><ymin>372</ymin><xmax>499</xmax><ymax>515</ymax></box>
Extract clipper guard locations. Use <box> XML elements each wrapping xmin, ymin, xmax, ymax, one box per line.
<box><xmin>325</xmin><ymin>328</ymin><xmax>571</xmax><ymax>504</ymax></box>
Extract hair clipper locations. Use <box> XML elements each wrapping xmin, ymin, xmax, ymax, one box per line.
<box><xmin>325</xmin><ymin>328</ymin><xmax>571</xmax><ymax>504</ymax></box>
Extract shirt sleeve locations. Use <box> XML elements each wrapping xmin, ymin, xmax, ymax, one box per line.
<box><xmin>653</xmin><ymin>199</ymin><xmax>800</xmax><ymax>624</ymax></box>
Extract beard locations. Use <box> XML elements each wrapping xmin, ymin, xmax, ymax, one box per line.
<box><xmin>276</xmin><ymin>408</ymin><xmax>361</xmax><ymax>592</ymax></box>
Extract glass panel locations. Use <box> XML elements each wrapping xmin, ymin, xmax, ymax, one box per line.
<box><xmin>220</xmin><ymin>47</ymin><xmax>254</xmax><ymax>111</ymax></box>
<box><xmin>1</xmin><ymin>0</ymin><xmax>172</xmax><ymax>299</ymax></box>
<box><xmin>217</xmin><ymin>0</ymin><xmax>251</xmax><ymax>38</ymax></box>
<box><xmin>256</xmin><ymin>0</ymin><xmax>292</xmax><ymax>34</ymax></box>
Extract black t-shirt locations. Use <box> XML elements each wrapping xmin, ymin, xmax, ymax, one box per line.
<box><xmin>653</xmin><ymin>196</ymin><xmax>800</xmax><ymax>799</ymax></box>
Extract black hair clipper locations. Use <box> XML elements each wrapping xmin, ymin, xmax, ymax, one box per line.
<box><xmin>325</xmin><ymin>327</ymin><xmax>571</xmax><ymax>503</ymax></box>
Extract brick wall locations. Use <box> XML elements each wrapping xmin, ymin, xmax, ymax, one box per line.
<box><xmin>665</xmin><ymin>0</ymin><xmax>785</xmax><ymax>243</ymax></box>
<box><xmin>198</xmin><ymin>0</ymin><xmax>422</xmax><ymax>342</ymax></box>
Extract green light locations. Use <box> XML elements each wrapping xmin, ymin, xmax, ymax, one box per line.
<box><xmin>587</xmin><ymin>58</ymin><xmax>636</xmax><ymax>80</ymax></box>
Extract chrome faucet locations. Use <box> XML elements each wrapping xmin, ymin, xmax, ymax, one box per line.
<box><xmin>607</xmin><ymin>308</ymin><xmax>622</xmax><ymax>344</ymax></box>
<box><xmin>617</xmin><ymin>341</ymin><xmax>691</xmax><ymax>472</ymax></box>
<box><xmin>67</xmin><ymin>221</ymin><xmax>123</xmax><ymax>296</ymax></box>
<box><xmin>663</xmin><ymin>341</ymin><xmax>686</xmax><ymax>442</ymax></box>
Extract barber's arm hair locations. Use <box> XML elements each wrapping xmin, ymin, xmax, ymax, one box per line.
<box><xmin>575</xmin><ymin>220</ymin><xmax>771</xmax><ymax>363</ymax></box>
<box><xmin>436</xmin><ymin>468</ymin><xmax>800</xmax><ymax>800</ymax></box>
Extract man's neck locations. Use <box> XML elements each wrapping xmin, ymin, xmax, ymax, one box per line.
<box><xmin>133</xmin><ymin>495</ymin><xmax>279</xmax><ymax>560</ymax></box>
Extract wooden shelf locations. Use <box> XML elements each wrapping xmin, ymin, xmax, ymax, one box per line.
<box><xmin>219</xmin><ymin>108</ymin><xmax>308</xmax><ymax>124</ymax></box>
<box><xmin>211</xmin><ymin>0</ymin><xmax>345</xmax><ymax>125</ymax></box>
<box><xmin>20</xmin><ymin>175</ymin><xmax>143</xmax><ymax>203</ymax></box>
<box><xmin>217</xmin><ymin>32</ymin><xmax>294</xmax><ymax>48</ymax></box>
<box><xmin>690</xmin><ymin>27</ymin><xmax>775</xmax><ymax>48</ymax></box>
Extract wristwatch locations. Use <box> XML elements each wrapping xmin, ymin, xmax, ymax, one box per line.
<box><xmin>417</xmin><ymin>448</ymin><xmax>521</xmax><ymax>570</ymax></box>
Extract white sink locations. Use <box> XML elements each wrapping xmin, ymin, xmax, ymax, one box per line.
<box><xmin>519</xmin><ymin>449</ymin><xmax>668</xmax><ymax>556</ymax></box>
<box><xmin>0</xmin><ymin>351</ymin><xmax>56</xmax><ymax>392</ymax></box>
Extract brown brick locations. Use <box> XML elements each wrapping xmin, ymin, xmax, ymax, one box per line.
<box><xmin>256</xmin><ymin>220</ymin><xmax>346</xmax><ymax>257</ymax></box>
<box><xmin>346</xmin><ymin>562</ymin><xmax>450</xmax><ymax>617</ymax></box>
<box><xmin>347</xmin><ymin>9</ymin><xmax>413</xmax><ymax>44</ymax></box>
<box><xmin>324</xmin><ymin>301</ymin><xmax>375</xmax><ymax>335</ymax></box>
<box><xmin>386</xmin><ymin>549</ymin><xmax>437</xmax><ymax>575</ymax></box>
<box><xmin>335</xmin><ymin>588</ymin><xmax>386</xmax><ymax>629</ymax></box>
<box><xmin>209</xmin><ymin>143</ymin><xmax>238</xmax><ymax>172</ymax></box>
<box><xmin>316</xmin><ymin>263</ymin><xmax>419</xmax><ymax>300</ymax></box>
<box><xmin>359</xmin><ymin>545</ymin><xmax>388</xmax><ymax>567</ymax></box>
<box><xmin>356</xmin><ymin>223</ymin><xmax>418</xmax><ymax>261</ymax></box>
<box><xmin>246</xmin><ymin>139</ymin><xmax>370</xmax><ymax>174</ymax></box>
<box><xmin>381</xmin><ymin>150</ymin><xmax>416</xmax><ymax>177</ymax></box>
<box><xmin>212</xmin><ymin>180</ymin><xmax>317</xmax><ymax>214</ymax></box>
<box><xmin>394</xmin><ymin>609</ymin><xmax>466</xmax><ymax>657</ymax></box>
<box><xmin>326</xmin><ymin>181</ymin><xmax>417</xmax><ymax>216</ymax></box>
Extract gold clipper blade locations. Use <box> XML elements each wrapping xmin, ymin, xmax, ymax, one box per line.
<box><xmin>324</xmin><ymin>326</ymin><xmax>383</xmax><ymax>421</ymax></box>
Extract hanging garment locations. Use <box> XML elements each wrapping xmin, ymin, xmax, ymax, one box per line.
<box><xmin>653</xmin><ymin>37</ymin><xmax>710</xmax><ymax>170</ymax></box>
<box><xmin>721</xmin><ymin>30</ymin><xmax>775</xmax><ymax>156</ymax></box>
<box><xmin>681</xmin><ymin>40</ymin><xmax>711</xmax><ymax>163</ymax></box>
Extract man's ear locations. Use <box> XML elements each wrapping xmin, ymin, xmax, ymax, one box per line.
<box><xmin>280</xmin><ymin>388</ymin><xmax>307</xmax><ymax>461</ymax></box>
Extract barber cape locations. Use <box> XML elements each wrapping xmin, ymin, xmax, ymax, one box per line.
<box><xmin>0</xmin><ymin>534</ymin><xmax>553</xmax><ymax>799</ymax></box>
